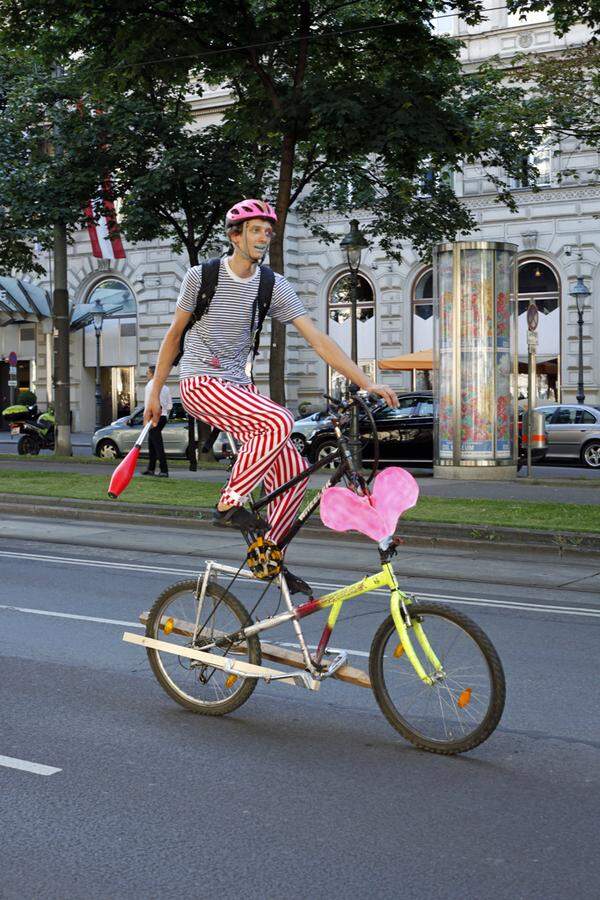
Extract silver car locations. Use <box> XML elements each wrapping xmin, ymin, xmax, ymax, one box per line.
<box><xmin>535</xmin><ymin>403</ymin><xmax>600</xmax><ymax>468</ymax></box>
<box><xmin>92</xmin><ymin>400</ymin><xmax>190</xmax><ymax>459</ymax></box>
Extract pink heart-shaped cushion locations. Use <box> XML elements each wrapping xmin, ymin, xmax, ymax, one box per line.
<box><xmin>320</xmin><ymin>467</ymin><xmax>419</xmax><ymax>542</ymax></box>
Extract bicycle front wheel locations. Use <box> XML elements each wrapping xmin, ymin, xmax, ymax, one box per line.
<box><xmin>369</xmin><ymin>602</ymin><xmax>505</xmax><ymax>754</ymax></box>
<box><xmin>145</xmin><ymin>579</ymin><xmax>261</xmax><ymax>715</ymax></box>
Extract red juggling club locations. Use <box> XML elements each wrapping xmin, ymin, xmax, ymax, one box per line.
<box><xmin>108</xmin><ymin>421</ymin><xmax>153</xmax><ymax>499</ymax></box>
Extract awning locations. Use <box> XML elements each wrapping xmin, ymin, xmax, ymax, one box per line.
<box><xmin>0</xmin><ymin>276</ymin><xmax>128</xmax><ymax>331</ymax></box>
<box><xmin>378</xmin><ymin>349</ymin><xmax>433</xmax><ymax>371</ymax></box>
<box><xmin>0</xmin><ymin>276</ymin><xmax>52</xmax><ymax>325</ymax></box>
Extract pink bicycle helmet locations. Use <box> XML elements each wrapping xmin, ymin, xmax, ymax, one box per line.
<box><xmin>225</xmin><ymin>199</ymin><xmax>277</xmax><ymax>228</ymax></box>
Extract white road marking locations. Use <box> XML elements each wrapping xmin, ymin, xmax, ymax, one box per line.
<box><xmin>0</xmin><ymin>548</ymin><xmax>192</xmax><ymax>578</ymax></box>
<box><xmin>278</xmin><ymin>641</ymin><xmax>370</xmax><ymax>659</ymax></box>
<box><xmin>0</xmin><ymin>755</ymin><xmax>61</xmax><ymax>776</ymax></box>
<box><xmin>0</xmin><ymin>550</ymin><xmax>599</xmax><ymax>625</ymax></box>
<box><xmin>0</xmin><ymin>604</ymin><xmax>141</xmax><ymax>628</ymax></box>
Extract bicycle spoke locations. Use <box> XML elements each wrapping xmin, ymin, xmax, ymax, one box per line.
<box><xmin>375</xmin><ymin>607</ymin><xmax>498</xmax><ymax>748</ymax></box>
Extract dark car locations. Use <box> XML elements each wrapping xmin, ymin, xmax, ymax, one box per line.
<box><xmin>306</xmin><ymin>392</ymin><xmax>435</xmax><ymax>467</ymax></box>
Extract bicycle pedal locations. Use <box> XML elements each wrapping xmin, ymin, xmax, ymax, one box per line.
<box><xmin>321</xmin><ymin>651</ymin><xmax>348</xmax><ymax>678</ymax></box>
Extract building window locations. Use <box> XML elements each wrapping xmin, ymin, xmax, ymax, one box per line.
<box><xmin>517</xmin><ymin>260</ymin><xmax>560</xmax><ymax>401</ymax></box>
<box><xmin>327</xmin><ymin>273</ymin><xmax>375</xmax><ymax>395</ymax></box>
<box><xmin>412</xmin><ymin>270</ymin><xmax>433</xmax><ymax>390</ymax></box>
<box><xmin>509</xmin><ymin>140</ymin><xmax>553</xmax><ymax>188</ymax></box>
<box><xmin>86</xmin><ymin>278</ymin><xmax>136</xmax><ymax>318</ymax></box>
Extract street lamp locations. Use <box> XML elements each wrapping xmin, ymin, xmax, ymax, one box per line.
<box><xmin>570</xmin><ymin>276</ymin><xmax>590</xmax><ymax>405</ymax></box>
<box><xmin>340</xmin><ymin>219</ymin><xmax>369</xmax><ymax>468</ymax></box>
<box><xmin>92</xmin><ymin>299</ymin><xmax>105</xmax><ymax>429</ymax></box>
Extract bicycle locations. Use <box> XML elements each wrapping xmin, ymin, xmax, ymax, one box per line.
<box><xmin>123</xmin><ymin>389</ymin><xmax>506</xmax><ymax>755</ymax></box>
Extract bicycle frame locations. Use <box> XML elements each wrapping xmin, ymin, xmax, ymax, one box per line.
<box><xmin>194</xmin><ymin>557</ymin><xmax>442</xmax><ymax>686</ymax></box>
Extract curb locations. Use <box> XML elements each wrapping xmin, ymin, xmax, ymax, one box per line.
<box><xmin>1</xmin><ymin>493</ymin><xmax>599</xmax><ymax>559</ymax></box>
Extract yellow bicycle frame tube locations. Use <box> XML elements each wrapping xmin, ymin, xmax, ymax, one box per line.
<box><xmin>302</xmin><ymin>562</ymin><xmax>442</xmax><ymax>685</ymax></box>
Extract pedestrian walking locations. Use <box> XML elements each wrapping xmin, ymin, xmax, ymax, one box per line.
<box><xmin>144</xmin><ymin>198</ymin><xmax>397</xmax><ymax>589</ymax></box>
<box><xmin>142</xmin><ymin>365</ymin><xmax>172</xmax><ymax>477</ymax></box>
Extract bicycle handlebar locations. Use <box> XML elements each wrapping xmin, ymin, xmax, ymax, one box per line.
<box><xmin>322</xmin><ymin>386</ymin><xmax>380</xmax><ymax>484</ymax></box>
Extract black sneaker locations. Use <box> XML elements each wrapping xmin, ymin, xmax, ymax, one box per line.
<box><xmin>212</xmin><ymin>506</ymin><xmax>269</xmax><ymax>532</ymax></box>
<box><xmin>141</xmin><ymin>470</ymin><xmax>155</xmax><ymax>476</ymax></box>
<box><xmin>156</xmin><ymin>472</ymin><xmax>169</xmax><ymax>478</ymax></box>
<box><xmin>281</xmin><ymin>567</ymin><xmax>313</xmax><ymax>597</ymax></box>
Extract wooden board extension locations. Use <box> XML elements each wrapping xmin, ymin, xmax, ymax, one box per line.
<box><xmin>138</xmin><ymin>611</ymin><xmax>372</xmax><ymax>689</ymax></box>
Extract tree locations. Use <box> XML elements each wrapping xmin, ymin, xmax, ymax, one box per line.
<box><xmin>102</xmin><ymin>87</ymin><xmax>275</xmax><ymax>266</ymax></box>
<box><xmin>4</xmin><ymin>1</ymin><xmax>592</xmax><ymax>401</ymax></box>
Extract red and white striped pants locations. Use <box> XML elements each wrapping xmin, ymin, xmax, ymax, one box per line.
<box><xmin>180</xmin><ymin>376</ymin><xmax>309</xmax><ymax>544</ymax></box>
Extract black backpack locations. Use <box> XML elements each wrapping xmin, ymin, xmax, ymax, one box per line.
<box><xmin>174</xmin><ymin>257</ymin><xmax>275</xmax><ymax>367</ymax></box>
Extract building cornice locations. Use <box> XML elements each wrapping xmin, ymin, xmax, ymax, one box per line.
<box><xmin>464</xmin><ymin>183</ymin><xmax>600</xmax><ymax>209</ymax></box>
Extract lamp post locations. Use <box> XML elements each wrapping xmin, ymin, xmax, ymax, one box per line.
<box><xmin>92</xmin><ymin>299</ymin><xmax>105</xmax><ymax>429</ymax></box>
<box><xmin>340</xmin><ymin>219</ymin><xmax>368</xmax><ymax>468</ymax></box>
<box><xmin>570</xmin><ymin>277</ymin><xmax>590</xmax><ymax>405</ymax></box>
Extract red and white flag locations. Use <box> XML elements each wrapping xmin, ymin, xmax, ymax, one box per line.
<box><xmin>85</xmin><ymin>178</ymin><xmax>126</xmax><ymax>260</ymax></box>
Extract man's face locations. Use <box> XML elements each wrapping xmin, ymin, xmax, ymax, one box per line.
<box><xmin>146</xmin><ymin>368</ymin><xmax>153</xmax><ymax>381</ymax></box>
<box><xmin>233</xmin><ymin>218</ymin><xmax>274</xmax><ymax>259</ymax></box>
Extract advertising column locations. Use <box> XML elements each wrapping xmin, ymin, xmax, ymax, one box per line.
<box><xmin>433</xmin><ymin>241</ymin><xmax>518</xmax><ymax>479</ymax></box>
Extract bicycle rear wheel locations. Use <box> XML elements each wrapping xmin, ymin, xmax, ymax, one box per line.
<box><xmin>369</xmin><ymin>602</ymin><xmax>505</xmax><ymax>754</ymax></box>
<box><xmin>145</xmin><ymin>579</ymin><xmax>261</xmax><ymax>715</ymax></box>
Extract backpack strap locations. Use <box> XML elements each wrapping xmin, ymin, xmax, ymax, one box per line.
<box><xmin>250</xmin><ymin>265</ymin><xmax>275</xmax><ymax>359</ymax></box>
<box><xmin>191</xmin><ymin>258</ymin><xmax>221</xmax><ymax>324</ymax></box>
<box><xmin>173</xmin><ymin>257</ymin><xmax>221</xmax><ymax>365</ymax></box>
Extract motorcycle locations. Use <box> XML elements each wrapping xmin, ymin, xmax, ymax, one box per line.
<box><xmin>2</xmin><ymin>405</ymin><xmax>55</xmax><ymax>454</ymax></box>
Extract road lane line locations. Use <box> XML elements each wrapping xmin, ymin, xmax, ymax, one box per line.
<box><xmin>0</xmin><ymin>755</ymin><xmax>61</xmax><ymax>776</ymax></box>
<box><xmin>1</xmin><ymin>550</ymin><xmax>599</xmax><ymax>620</ymax></box>
<box><xmin>0</xmin><ymin>549</ymin><xmax>192</xmax><ymax>577</ymax></box>
<box><xmin>0</xmin><ymin>604</ymin><xmax>142</xmax><ymax>628</ymax></box>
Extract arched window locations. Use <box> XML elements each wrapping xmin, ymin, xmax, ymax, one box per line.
<box><xmin>517</xmin><ymin>260</ymin><xmax>560</xmax><ymax>401</ymax></box>
<box><xmin>412</xmin><ymin>269</ymin><xmax>433</xmax><ymax>389</ymax></box>
<box><xmin>327</xmin><ymin>273</ymin><xmax>375</xmax><ymax>395</ymax></box>
<box><xmin>87</xmin><ymin>278</ymin><xmax>137</xmax><ymax>319</ymax></box>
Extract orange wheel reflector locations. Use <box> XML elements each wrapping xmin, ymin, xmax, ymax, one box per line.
<box><xmin>225</xmin><ymin>675</ymin><xmax>238</xmax><ymax>689</ymax></box>
<box><xmin>457</xmin><ymin>688</ymin><xmax>472</xmax><ymax>708</ymax></box>
<box><xmin>393</xmin><ymin>642</ymin><xmax>405</xmax><ymax>658</ymax></box>
<box><xmin>163</xmin><ymin>617</ymin><xmax>175</xmax><ymax>635</ymax></box>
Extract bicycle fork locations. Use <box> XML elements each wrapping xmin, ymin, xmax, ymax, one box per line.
<box><xmin>384</xmin><ymin>563</ymin><xmax>444</xmax><ymax>687</ymax></box>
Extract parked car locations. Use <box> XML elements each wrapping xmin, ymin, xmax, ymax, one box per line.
<box><xmin>305</xmin><ymin>393</ymin><xmax>435</xmax><ymax>467</ymax></box>
<box><xmin>92</xmin><ymin>400</ymin><xmax>190</xmax><ymax>459</ymax></box>
<box><xmin>533</xmin><ymin>403</ymin><xmax>600</xmax><ymax>468</ymax></box>
<box><xmin>210</xmin><ymin>409</ymin><xmax>334</xmax><ymax>460</ymax></box>
<box><xmin>290</xmin><ymin>410</ymin><xmax>332</xmax><ymax>454</ymax></box>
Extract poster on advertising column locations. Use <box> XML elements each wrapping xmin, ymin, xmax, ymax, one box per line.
<box><xmin>459</xmin><ymin>250</ymin><xmax>494</xmax><ymax>459</ymax></box>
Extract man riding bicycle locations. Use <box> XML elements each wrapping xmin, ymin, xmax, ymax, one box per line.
<box><xmin>144</xmin><ymin>198</ymin><xmax>397</xmax><ymax>553</ymax></box>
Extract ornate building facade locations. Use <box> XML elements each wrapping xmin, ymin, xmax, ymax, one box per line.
<box><xmin>2</xmin><ymin>3</ymin><xmax>597</xmax><ymax>431</ymax></box>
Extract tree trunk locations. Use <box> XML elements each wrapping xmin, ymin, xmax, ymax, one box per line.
<box><xmin>269</xmin><ymin>131</ymin><xmax>296</xmax><ymax>406</ymax></box>
<box><xmin>53</xmin><ymin>219</ymin><xmax>72</xmax><ymax>456</ymax></box>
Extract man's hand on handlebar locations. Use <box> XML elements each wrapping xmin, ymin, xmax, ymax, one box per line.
<box><xmin>364</xmin><ymin>383</ymin><xmax>398</xmax><ymax>408</ymax></box>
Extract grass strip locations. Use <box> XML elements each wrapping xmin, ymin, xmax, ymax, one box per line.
<box><xmin>0</xmin><ymin>452</ymin><xmax>225</xmax><ymax>469</ymax></box>
<box><xmin>0</xmin><ymin>470</ymin><xmax>599</xmax><ymax>534</ymax></box>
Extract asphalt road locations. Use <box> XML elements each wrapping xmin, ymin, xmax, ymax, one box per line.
<box><xmin>1</xmin><ymin>521</ymin><xmax>599</xmax><ymax>899</ymax></box>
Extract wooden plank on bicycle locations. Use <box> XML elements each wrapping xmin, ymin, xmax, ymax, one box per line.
<box><xmin>139</xmin><ymin>611</ymin><xmax>371</xmax><ymax>689</ymax></box>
